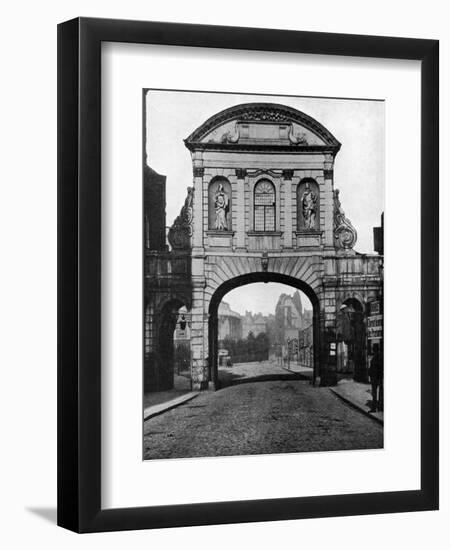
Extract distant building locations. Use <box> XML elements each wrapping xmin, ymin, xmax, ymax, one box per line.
<box><xmin>298</xmin><ymin>323</ymin><xmax>314</xmax><ymax>367</ymax></box>
<box><xmin>303</xmin><ymin>309</ymin><xmax>313</xmax><ymax>326</ymax></box>
<box><xmin>218</xmin><ymin>301</ymin><xmax>242</xmax><ymax>342</ymax></box>
<box><xmin>275</xmin><ymin>290</ymin><xmax>311</xmax><ymax>343</ymax></box>
<box><xmin>271</xmin><ymin>290</ymin><xmax>313</xmax><ymax>366</ymax></box>
<box><xmin>242</xmin><ymin>311</ymin><xmax>267</xmax><ymax>338</ymax></box>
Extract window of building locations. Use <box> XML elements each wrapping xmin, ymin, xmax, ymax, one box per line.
<box><xmin>254</xmin><ymin>180</ymin><xmax>275</xmax><ymax>231</ymax></box>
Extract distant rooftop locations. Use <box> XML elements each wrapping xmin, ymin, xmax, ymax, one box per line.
<box><xmin>218</xmin><ymin>301</ymin><xmax>242</xmax><ymax>319</ymax></box>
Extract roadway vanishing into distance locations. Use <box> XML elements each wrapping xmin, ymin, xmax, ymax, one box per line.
<box><xmin>143</xmin><ymin>377</ymin><xmax>383</xmax><ymax>460</ymax></box>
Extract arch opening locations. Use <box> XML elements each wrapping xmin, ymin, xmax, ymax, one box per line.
<box><xmin>146</xmin><ymin>298</ymin><xmax>192</xmax><ymax>395</ymax></box>
<box><xmin>208</xmin><ymin>273</ymin><xmax>320</xmax><ymax>389</ymax></box>
<box><xmin>336</xmin><ymin>297</ymin><xmax>368</xmax><ymax>382</ymax></box>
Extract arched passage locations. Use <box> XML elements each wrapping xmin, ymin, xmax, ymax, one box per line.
<box><xmin>154</xmin><ymin>297</ymin><xmax>189</xmax><ymax>391</ymax></box>
<box><xmin>336</xmin><ymin>297</ymin><xmax>367</xmax><ymax>382</ymax></box>
<box><xmin>208</xmin><ymin>272</ymin><xmax>321</xmax><ymax>389</ymax></box>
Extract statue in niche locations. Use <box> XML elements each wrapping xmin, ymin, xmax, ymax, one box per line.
<box><xmin>301</xmin><ymin>183</ymin><xmax>317</xmax><ymax>229</ymax></box>
<box><xmin>214</xmin><ymin>184</ymin><xmax>230</xmax><ymax>230</ymax></box>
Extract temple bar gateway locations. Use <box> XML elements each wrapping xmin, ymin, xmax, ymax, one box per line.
<box><xmin>144</xmin><ymin>102</ymin><xmax>383</xmax><ymax>391</ymax></box>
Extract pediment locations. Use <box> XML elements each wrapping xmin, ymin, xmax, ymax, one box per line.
<box><xmin>184</xmin><ymin>103</ymin><xmax>341</xmax><ymax>152</ymax></box>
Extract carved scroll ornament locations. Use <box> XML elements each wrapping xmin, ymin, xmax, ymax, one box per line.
<box><xmin>333</xmin><ymin>189</ymin><xmax>357</xmax><ymax>250</ymax></box>
<box><xmin>168</xmin><ymin>187</ymin><xmax>194</xmax><ymax>250</ymax></box>
<box><xmin>220</xmin><ymin>122</ymin><xmax>240</xmax><ymax>144</ymax></box>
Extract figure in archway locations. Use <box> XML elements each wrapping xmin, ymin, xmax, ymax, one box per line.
<box><xmin>302</xmin><ymin>183</ymin><xmax>317</xmax><ymax>229</ymax></box>
<box><xmin>214</xmin><ymin>184</ymin><xmax>229</xmax><ymax>230</ymax></box>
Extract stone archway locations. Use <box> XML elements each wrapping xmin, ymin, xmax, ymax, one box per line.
<box><xmin>207</xmin><ymin>272</ymin><xmax>321</xmax><ymax>389</ymax></box>
<box><xmin>144</xmin><ymin>101</ymin><xmax>383</xmax><ymax>392</ymax></box>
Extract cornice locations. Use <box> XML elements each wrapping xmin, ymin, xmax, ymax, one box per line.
<box><xmin>184</xmin><ymin>142</ymin><xmax>340</xmax><ymax>155</ymax></box>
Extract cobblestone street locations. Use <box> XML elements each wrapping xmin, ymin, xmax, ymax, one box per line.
<box><xmin>143</xmin><ymin>379</ymin><xmax>383</xmax><ymax>460</ymax></box>
<box><xmin>218</xmin><ymin>359</ymin><xmax>312</xmax><ymax>387</ymax></box>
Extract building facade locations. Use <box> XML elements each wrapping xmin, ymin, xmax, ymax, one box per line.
<box><xmin>274</xmin><ymin>291</ymin><xmax>308</xmax><ymax>341</ymax></box>
<box><xmin>218</xmin><ymin>301</ymin><xmax>242</xmax><ymax>342</ymax></box>
<box><xmin>144</xmin><ymin>102</ymin><xmax>383</xmax><ymax>391</ymax></box>
<box><xmin>242</xmin><ymin>311</ymin><xmax>267</xmax><ymax>338</ymax></box>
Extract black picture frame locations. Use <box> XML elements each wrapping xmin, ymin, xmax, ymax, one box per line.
<box><xmin>57</xmin><ymin>17</ymin><xmax>439</xmax><ymax>533</ymax></box>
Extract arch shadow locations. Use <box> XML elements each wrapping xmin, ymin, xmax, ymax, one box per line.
<box><xmin>208</xmin><ymin>272</ymin><xmax>320</xmax><ymax>389</ymax></box>
<box><xmin>153</xmin><ymin>297</ymin><xmax>187</xmax><ymax>392</ymax></box>
<box><xmin>337</xmin><ymin>296</ymin><xmax>367</xmax><ymax>382</ymax></box>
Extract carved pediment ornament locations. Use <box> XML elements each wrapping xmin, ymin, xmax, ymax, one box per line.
<box><xmin>185</xmin><ymin>103</ymin><xmax>341</xmax><ymax>150</ymax></box>
<box><xmin>333</xmin><ymin>189</ymin><xmax>357</xmax><ymax>250</ymax></box>
<box><xmin>220</xmin><ymin>122</ymin><xmax>240</xmax><ymax>144</ymax></box>
<box><xmin>288</xmin><ymin>126</ymin><xmax>308</xmax><ymax>145</ymax></box>
<box><xmin>239</xmin><ymin>107</ymin><xmax>291</xmax><ymax>122</ymax></box>
<box><xmin>168</xmin><ymin>187</ymin><xmax>194</xmax><ymax>250</ymax></box>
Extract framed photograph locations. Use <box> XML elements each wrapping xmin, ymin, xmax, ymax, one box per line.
<box><xmin>57</xmin><ymin>17</ymin><xmax>439</xmax><ymax>532</ymax></box>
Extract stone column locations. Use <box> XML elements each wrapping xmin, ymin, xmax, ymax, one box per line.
<box><xmin>282</xmin><ymin>170</ymin><xmax>294</xmax><ymax>248</ymax></box>
<box><xmin>191</xmin><ymin>161</ymin><xmax>205</xmax><ymax>305</ymax></box>
<box><xmin>323</xmin><ymin>155</ymin><xmax>335</xmax><ymax>249</ymax></box>
<box><xmin>190</xmin><ymin>154</ymin><xmax>208</xmax><ymax>389</ymax></box>
<box><xmin>190</xmin><ymin>282</ymin><xmax>209</xmax><ymax>390</ymax></box>
<box><xmin>318</xmin><ymin>289</ymin><xmax>338</xmax><ymax>386</ymax></box>
<box><xmin>235</xmin><ymin>168</ymin><xmax>246</xmax><ymax>249</ymax></box>
<box><xmin>192</xmin><ymin>158</ymin><xmax>204</xmax><ymax>253</ymax></box>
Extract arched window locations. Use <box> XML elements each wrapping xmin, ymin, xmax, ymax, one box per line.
<box><xmin>254</xmin><ymin>180</ymin><xmax>275</xmax><ymax>231</ymax></box>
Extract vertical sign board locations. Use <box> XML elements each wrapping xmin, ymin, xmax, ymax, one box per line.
<box><xmin>367</xmin><ymin>301</ymin><xmax>383</xmax><ymax>341</ymax></box>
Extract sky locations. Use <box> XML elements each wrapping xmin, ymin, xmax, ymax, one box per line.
<box><xmin>222</xmin><ymin>283</ymin><xmax>311</xmax><ymax>316</ymax></box>
<box><xmin>145</xmin><ymin>89</ymin><xmax>384</xmax><ymax>314</ymax></box>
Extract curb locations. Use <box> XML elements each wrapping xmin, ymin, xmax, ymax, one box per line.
<box><xmin>219</xmin><ymin>372</ymin><xmax>309</xmax><ymax>389</ymax></box>
<box><xmin>143</xmin><ymin>392</ymin><xmax>200</xmax><ymax>422</ymax></box>
<box><xmin>281</xmin><ymin>366</ymin><xmax>313</xmax><ymax>379</ymax></box>
<box><xmin>330</xmin><ymin>388</ymin><xmax>384</xmax><ymax>425</ymax></box>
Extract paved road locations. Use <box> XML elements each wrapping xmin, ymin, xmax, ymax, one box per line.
<box><xmin>143</xmin><ymin>380</ymin><xmax>383</xmax><ymax>460</ymax></box>
<box><xmin>218</xmin><ymin>360</ymin><xmax>312</xmax><ymax>386</ymax></box>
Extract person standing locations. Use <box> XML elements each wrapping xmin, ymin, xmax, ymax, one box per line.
<box><xmin>368</xmin><ymin>344</ymin><xmax>383</xmax><ymax>412</ymax></box>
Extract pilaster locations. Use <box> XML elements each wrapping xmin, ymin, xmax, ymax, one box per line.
<box><xmin>282</xmin><ymin>170</ymin><xmax>293</xmax><ymax>248</ymax></box>
<box><xmin>323</xmin><ymin>155</ymin><xmax>335</xmax><ymax>248</ymax></box>
<box><xmin>235</xmin><ymin>168</ymin><xmax>246</xmax><ymax>249</ymax></box>
<box><xmin>192</xmin><ymin>155</ymin><xmax>204</xmax><ymax>253</ymax></box>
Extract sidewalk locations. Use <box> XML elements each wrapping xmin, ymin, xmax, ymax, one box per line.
<box><xmin>144</xmin><ymin>391</ymin><xmax>199</xmax><ymax>421</ymax></box>
<box><xmin>330</xmin><ymin>379</ymin><xmax>383</xmax><ymax>424</ymax></box>
<box><xmin>143</xmin><ymin>373</ymin><xmax>196</xmax><ymax>420</ymax></box>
